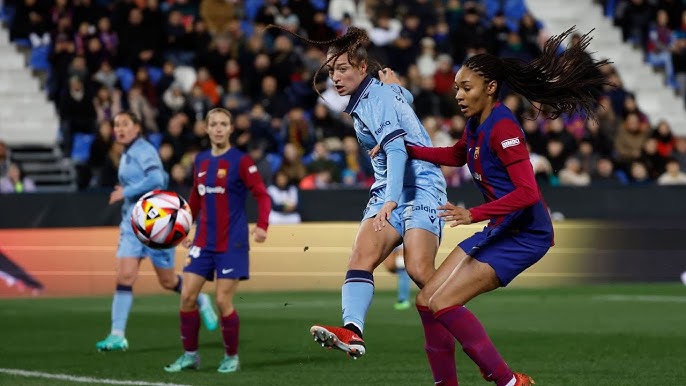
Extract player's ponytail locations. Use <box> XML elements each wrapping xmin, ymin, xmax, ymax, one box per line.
<box><xmin>463</xmin><ymin>27</ymin><xmax>612</xmax><ymax>120</ymax></box>
<box><xmin>265</xmin><ymin>25</ymin><xmax>381</xmax><ymax>95</ymax></box>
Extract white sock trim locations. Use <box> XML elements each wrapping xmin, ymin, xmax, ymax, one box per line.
<box><xmin>505</xmin><ymin>375</ymin><xmax>516</xmax><ymax>386</ymax></box>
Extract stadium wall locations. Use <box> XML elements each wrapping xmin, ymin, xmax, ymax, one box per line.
<box><xmin>0</xmin><ymin>220</ymin><xmax>684</xmax><ymax>298</ymax></box>
<box><xmin>0</xmin><ymin>186</ymin><xmax>684</xmax><ymax>228</ymax></box>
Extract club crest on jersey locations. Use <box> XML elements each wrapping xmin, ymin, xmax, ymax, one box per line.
<box><xmin>501</xmin><ymin>137</ymin><xmax>520</xmax><ymax>149</ymax></box>
<box><xmin>473</xmin><ymin>147</ymin><xmax>480</xmax><ymax>159</ymax></box>
<box><xmin>217</xmin><ymin>168</ymin><xmax>226</xmax><ymax>178</ymax></box>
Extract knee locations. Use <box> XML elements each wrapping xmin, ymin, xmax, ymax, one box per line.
<box><xmin>116</xmin><ymin>271</ymin><xmax>136</xmax><ymax>286</ymax></box>
<box><xmin>180</xmin><ymin>291</ymin><xmax>198</xmax><ymax>310</ymax></box>
<box><xmin>215</xmin><ymin>295</ymin><xmax>234</xmax><ymax>315</ymax></box>
<box><xmin>426</xmin><ymin>295</ymin><xmax>443</xmax><ymax>314</ymax></box>
<box><xmin>415</xmin><ymin>289</ymin><xmax>431</xmax><ymax>308</ymax></box>
<box><xmin>158</xmin><ymin>275</ymin><xmax>178</xmax><ymax>290</ymax></box>
<box><xmin>405</xmin><ymin>263</ymin><xmax>434</xmax><ymax>288</ymax></box>
<box><xmin>348</xmin><ymin>249</ymin><xmax>377</xmax><ymax>271</ymax></box>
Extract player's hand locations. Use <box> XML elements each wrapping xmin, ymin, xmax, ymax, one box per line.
<box><xmin>109</xmin><ymin>185</ymin><xmax>124</xmax><ymax>204</ymax></box>
<box><xmin>374</xmin><ymin>201</ymin><xmax>397</xmax><ymax>232</ymax></box>
<box><xmin>378</xmin><ymin>67</ymin><xmax>401</xmax><ymax>85</ymax></box>
<box><xmin>181</xmin><ymin>238</ymin><xmax>192</xmax><ymax>248</ymax></box>
<box><xmin>437</xmin><ymin>202</ymin><xmax>472</xmax><ymax>227</ymax></box>
<box><xmin>368</xmin><ymin>144</ymin><xmax>381</xmax><ymax>158</ymax></box>
<box><xmin>252</xmin><ymin>226</ymin><xmax>267</xmax><ymax>243</ymax></box>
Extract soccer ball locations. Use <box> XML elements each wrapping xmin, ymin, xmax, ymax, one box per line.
<box><xmin>130</xmin><ymin>190</ymin><xmax>193</xmax><ymax>249</ymax></box>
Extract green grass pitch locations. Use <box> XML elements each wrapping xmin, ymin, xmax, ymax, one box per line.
<box><xmin>1</xmin><ymin>283</ymin><xmax>685</xmax><ymax>385</ymax></box>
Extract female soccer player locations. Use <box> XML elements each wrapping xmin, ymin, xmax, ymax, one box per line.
<box><xmin>96</xmin><ymin>111</ymin><xmax>217</xmax><ymax>352</ymax></box>
<box><xmin>164</xmin><ymin>108</ymin><xmax>271</xmax><ymax>373</ymax></box>
<box><xmin>268</xmin><ymin>25</ymin><xmax>450</xmax><ymax>362</ymax></box>
<box><xmin>404</xmin><ymin>29</ymin><xmax>610</xmax><ymax>386</ymax></box>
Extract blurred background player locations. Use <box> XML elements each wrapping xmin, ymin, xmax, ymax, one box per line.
<box><xmin>381</xmin><ymin>245</ymin><xmax>411</xmax><ymax>310</ymax></box>
<box><xmin>96</xmin><ymin>111</ymin><xmax>217</xmax><ymax>352</ymax></box>
<box><xmin>164</xmin><ymin>108</ymin><xmax>271</xmax><ymax>374</ymax></box>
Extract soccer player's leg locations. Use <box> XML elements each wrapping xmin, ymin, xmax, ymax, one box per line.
<box><xmin>310</xmin><ymin>210</ymin><xmax>401</xmax><ymax>358</ymax></box>
<box><xmin>150</xmin><ymin>247</ymin><xmax>218</xmax><ymax>331</ymax></box>
<box><xmin>392</xmin><ymin>246</ymin><xmax>412</xmax><ymax>310</ymax></box>
<box><xmin>96</xmin><ymin>232</ymin><xmax>141</xmax><ymax>352</ymax></box>
<box><xmin>215</xmin><ymin>251</ymin><xmax>246</xmax><ymax>373</ymax></box>
<box><xmin>164</xmin><ymin>251</ymin><xmax>213</xmax><ymax>372</ymax></box>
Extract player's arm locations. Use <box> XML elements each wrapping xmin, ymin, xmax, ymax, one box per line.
<box><xmin>239</xmin><ymin>155</ymin><xmax>271</xmax><ymax>232</ymax></box>
<box><xmin>468</xmin><ymin>120</ymin><xmax>539</xmax><ymax>223</ymax></box>
<box><xmin>406</xmin><ymin>131</ymin><xmax>468</xmax><ymax>167</ymax></box>
<box><xmin>122</xmin><ymin>154</ymin><xmax>166</xmax><ymax>200</ymax></box>
<box><xmin>366</xmin><ymin>94</ymin><xmax>407</xmax><ymax>204</ymax></box>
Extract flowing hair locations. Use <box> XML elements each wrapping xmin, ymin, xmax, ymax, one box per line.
<box><xmin>264</xmin><ymin>25</ymin><xmax>382</xmax><ymax>96</ymax></box>
<box><xmin>463</xmin><ymin>27</ymin><xmax>612</xmax><ymax>120</ymax></box>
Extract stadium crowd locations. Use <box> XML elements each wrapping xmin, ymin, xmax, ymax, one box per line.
<box><xmin>2</xmin><ymin>0</ymin><xmax>686</xmax><ymax>195</ymax></box>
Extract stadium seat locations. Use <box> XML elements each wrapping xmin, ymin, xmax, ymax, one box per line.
<box><xmin>147</xmin><ymin>132</ymin><xmax>163</xmax><ymax>149</ymax></box>
<box><xmin>266</xmin><ymin>153</ymin><xmax>282</xmax><ymax>173</ymax></box>
<box><xmin>147</xmin><ymin>66</ymin><xmax>163</xmax><ymax>85</ymax></box>
<box><xmin>115</xmin><ymin>67</ymin><xmax>135</xmax><ymax>93</ymax></box>
<box><xmin>244</xmin><ymin>0</ymin><xmax>264</xmax><ymax>21</ymax></box>
<box><xmin>71</xmin><ymin>133</ymin><xmax>95</xmax><ymax>163</ymax></box>
<box><xmin>28</xmin><ymin>45</ymin><xmax>50</xmax><ymax>72</ymax></box>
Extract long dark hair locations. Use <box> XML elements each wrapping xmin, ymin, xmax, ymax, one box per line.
<box><xmin>265</xmin><ymin>25</ymin><xmax>382</xmax><ymax>94</ymax></box>
<box><xmin>463</xmin><ymin>27</ymin><xmax>611</xmax><ymax>120</ymax></box>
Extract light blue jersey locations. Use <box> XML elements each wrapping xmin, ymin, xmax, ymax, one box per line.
<box><xmin>116</xmin><ymin>137</ymin><xmax>173</xmax><ymax>265</ymax></box>
<box><xmin>344</xmin><ymin>76</ymin><xmax>447</xmax><ymax>237</ymax></box>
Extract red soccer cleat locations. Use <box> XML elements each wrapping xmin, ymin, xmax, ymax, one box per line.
<box><xmin>310</xmin><ymin>325</ymin><xmax>366</xmax><ymax>359</ymax></box>
<box><xmin>513</xmin><ymin>372</ymin><xmax>535</xmax><ymax>386</ymax></box>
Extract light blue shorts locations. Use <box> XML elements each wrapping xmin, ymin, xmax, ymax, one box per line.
<box><xmin>362</xmin><ymin>186</ymin><xmax>446</xmax><ymax>240</ymax></box>
<box><xmin>117</xmin><ymin>223</ymin><xmax>176</xmax><ymax>269</ymax></box>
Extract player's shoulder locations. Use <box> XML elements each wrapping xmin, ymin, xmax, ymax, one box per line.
<box><xmin>131</xmin><ymin>137</ymin><xmax>157</xmax><ymax>153</ymax></box>
<box><xmin>194</xmin><ymin>149</ymin><xmax>212</xmax><ymax>162</ymax></box>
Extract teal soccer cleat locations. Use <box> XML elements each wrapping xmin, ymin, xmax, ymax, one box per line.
<box><xmin>164</xmin><ymin>353</ymin><xmax>200</xmax><ymax>373</ymax></box>
<box><xmin>217</xmin><ymin>354</ymin><xmax>240</xmax><ymax>373</ymax></box>
<box><xmin>95</xmin><ymin>334</ymin><xmax>129</xmax><ymax>352</ymax></box>
<box><xmin>197</xmin><ymin>293</ymin><xmax>218</xmax><ymax>331</ymax></box>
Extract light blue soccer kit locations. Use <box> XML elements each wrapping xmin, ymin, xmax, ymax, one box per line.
<box><xmin>347</xmin><ymin>76</ymin><xmax>447</xmax><ymax>237</ymax></box>
<box><xmin>341</xmin><ymin>76</ymin><xmax>446</xmax><ymax>335</ymax></box>
<box><xmin>116</xmin><ymin>137</ymin><xmax>174</xmax><ymax>268</ymax></box>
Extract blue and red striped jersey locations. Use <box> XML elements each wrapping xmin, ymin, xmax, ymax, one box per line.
<box><xmin>409</xmin><ymin>103</ymin><xmax>553</xmax><ymax>246</ymax></box>
<box><xmin>188</xmin><ymin>147</ymin><xmax>270</xmax><ymax>252</ymax></box>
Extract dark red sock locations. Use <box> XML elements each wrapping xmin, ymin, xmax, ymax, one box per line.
<box><xmin>221</xmin><ymin>310</ymin><xmax>240</xmax><ymax>356</ymax></box>
<box><xmin>180</xmin><ymin>309</ymin><xmax>200</xmax><ymax>352</ymax></box>
<box><xmin>435</xmin><ymin>305</ymin><xmax>513</xmax><ymax>386</ymax></box>
<box><xmin>417</xmin><ymin>305</ymin><xmax>458</xmax><ymax>386</ymax></box>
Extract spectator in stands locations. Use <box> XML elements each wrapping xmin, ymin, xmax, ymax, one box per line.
<box><xmin>281</xmin><ymin>107</ymin><xmax>314</xmax><ymax>155</ymax></box>
<box><xmin>248</xmin><ymin>140</ymin><xmax>274</xmax><ymax>188</ymax></box>
<box><xmin>518</xmin><ymin>12</ymin><xmax>543</xmax><ymax>57</ymax></box>
<box><xmin>93</xmin><ymin>85</ymin><xmax>122</xmax><ymax>124</ymax></box>
<box><xmin>528</xmin><ymin>143</ymin><xmax>554</xmax><ymax>186</ymax></box>
<box><xmin>629</xmin><ymin>160</ymin><xmax>652</xmax><ymax>184</ymax></box>
<box><xmin>640</xmin><ymin>138</ymin><xmax>667</xmax><ymax>179</ymax></box>
<box><xmin>616</xmin><ymin>0</ymin><xmax>652</xmax><ymax>50</ymax></box>
<box><xmin>280</xmin><ymin>142</ymin><xmax>307</xmax><ymax>185</ymax></box>
<box><xmin>299</xmin><ymin>167</ymin><xmax>333</xmax><ymax>190</ymax></box>
<box><xmin>185</xmin><ymin>84</ymin><xmax>213</xmax><ymax>124</ymax></box>
<box><xmin>657</xmin><ymin>157</ymin><xmax>686</xmax><ymax>184</ymax></box>
<box><xmin>647</xmin><ymin>9</ymin><xmax>676</xmax><ymax>88</ymax></box>
<box><xmin>194</xmin><ymin>66</ymin><xmax>220</xmax><ymax>106</ymax></box>
<box><xmin>0</xmin><ymin>141</ymin><xmax>10</xmax><ymax>177</ymax></box>
<box><xmin>652</xmin><ymin>120</ymin><xmax>676</xmax><ymax>157</ymax></box>
<box><xmin>88</xmin><ymin>120</ymin><xmax>116</xmax><ymax>188</ymax></box>
<box><xmin>200</xmin><ymin>0</ymin><xmax>236</xmax><ymax>35</ymax></box>
<box><xmin>558</xmin><ymin>157</ymin><xmax>591</xmax><ymax>186</ymax></box>
<box><xmin>92</xmin><ymin>61</ymin><xmax>119</xmax><ymax>91</ymax></box>
<box><xmin>160</xmin><ymin>81</ymin><xmax>186</xmax><ymax>127</ymax></box>
<box><xmin>614</xmin><ymin>112</ymin><xmax>649</xmax><ymax>171</ymax></box>
<box><xmin>127</xmin><ymin>84</ymin><xmax>158</xmax><ymax>133</ymax></box>
<box><xmin>0</xmin><ymin>163</ymin><xmax>37</xmax><ymax>193</ymax></box>
<box><xmin>167</xmin><ymin>163</ymin><xmax>191</xmax><ymax>197</ymax></box>
<box><xmin>268</xmin><ymin>169</ymin><xmax>302</xmax><ymax>224</ymax></box>
<box><xmin>97</xmin><ymin>16</ymin><xmax>118</xmax><ymax>59</ymax></box>
<box><xmin>591</xmin><ymin>157</ymin><xmax>624</xmax><ymax>185</ymax></box>
<box><xmin>59</xmin><ymin>75</ymin><xmax>96</xmax><ymax>153</ymax></box>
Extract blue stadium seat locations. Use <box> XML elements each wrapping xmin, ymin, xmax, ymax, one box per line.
<box><xmin>147</xmin><ymin>66</ymin><xmax>163</xmax><ymax>85</ymax></box>
<box><xmin>147</xmin><ymin>132</ymin><xmax>163</xmax><ymax>149</ymax></box>
<box><xmin>240</xmin><ymin>20</ymin><xmax>254</xmax><ymax>37</ymax></box>
<box><xmin>115</xmin><ymin>67</ymin><xmax>135</xmax><ymax>93</ymax></box>
<box><xmin>71</xmin><ymin>133</ymin><xmax>95</xmax><ymax>163</ymax></box>
<box><xmin>266</xmin><ymin>153</ymin><xmax>282</xmax><ymax>173</ymax></box>
<box><xmin>12</xmin><ymin>38</ymin><xmax>31</xmax><ymax>48</ymax></box>
<box><xmin>28</xmin><ymin>45</ymin><xmax>50</xmax><ymax>72</ymax></box>
<box><xmin>310</xmin><ymin>0</ymin><xmax>326</xmax><ymax>11</ymax></box>
<box><xmin>244</xmin><ymin>0</ymin><xmax>264</xmax><ymax>21</ymax></box>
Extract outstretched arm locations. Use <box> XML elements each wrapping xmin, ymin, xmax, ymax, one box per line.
<box><xmin>406</xmin><ymin>139</ymin><xmax>468</xmax><ymax>167</ymax></box>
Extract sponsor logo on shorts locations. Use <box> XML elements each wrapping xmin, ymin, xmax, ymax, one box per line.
<box><xmin>501</xmin><ymin>137</ymin><xmax>520</xmax><ymax>149</ymax></box>
<box><xmin>413</xmin><ymin>204</ymin><xmax>437</xmax><ymax>214</ymax></box>
<box><xmin>221</xmin><ymin>268</ymin><xmax>234</xmax><ymax>274</ymax></box>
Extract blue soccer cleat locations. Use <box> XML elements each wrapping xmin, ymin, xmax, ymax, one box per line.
<box><xmin>164</xmin><ymin>353</ymin><xmax>200</xmax><ymax>372</ymax></box>
<box><xmin>96</xmin><ymin>334</ymin><xmax>129</xmax><ymax>352</ymax></box>
<box><xmin>197</xmin><ymin>293</ymin><xmax>218</xmax><ymax>331</ymax></box>
<box><xmin>217</xmin><ymin>354</ymin><xmax>240</xmax><ymax>373</ymax></box>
